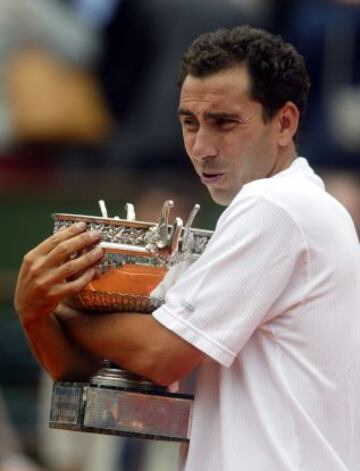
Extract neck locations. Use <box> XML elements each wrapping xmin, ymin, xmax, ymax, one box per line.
<box><xmin>271</xmin><ymin>144</ymin><xmax>297</xmax><ymax>177</ymax></box>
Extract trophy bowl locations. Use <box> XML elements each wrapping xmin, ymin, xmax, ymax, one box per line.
<box><xmin>49</xmin><ymin>200</ymin><xmax>213</xmax><ymax>442</ymax></box>
<box><xmin>52</xmin><ymin>200</ymin><xmax>212</xmax><ymax>313</ymax></box>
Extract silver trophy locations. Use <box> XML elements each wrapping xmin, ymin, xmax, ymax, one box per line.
<box><xmin>49</xmin><ymin>200</ymin><xmax>212</xmax><ymax>441</ymax></box>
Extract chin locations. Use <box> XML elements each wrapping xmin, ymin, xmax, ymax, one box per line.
<box><xmin>208</xmin><ymin>189</ymin><xmax>232</xmax><ymax>207</ymax></box>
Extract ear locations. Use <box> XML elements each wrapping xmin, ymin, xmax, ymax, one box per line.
<box><xmin>277</xmin><ymin>101</ymin><xmax>300</xmax><ymax>147</ymax></box>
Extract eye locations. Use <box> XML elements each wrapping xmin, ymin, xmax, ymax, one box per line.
<box><xmin>215</xmin><ymin>118</ymin><xmax>238</xmax><ymax>129</ymax></box>
<box><xmin>180</xmin><ymin>118</ymin><xmax>199</xmax><ymax>131</ymax></box>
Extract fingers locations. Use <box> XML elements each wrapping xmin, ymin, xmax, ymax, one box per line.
<box><xmin>41</xmin><ymin>230</ymin><xmax>102</xmax><ymax>271</ymax></box>
<box><xmin>22</xmin><ymin>224</ymin><xmax>102</xmax><ymax>277</ymax></box>
<box><xmin>15</xmin><ymin>222</ymin><xmax>106</xmax><ymax>325</ymax></box>
<box><xmin>43</xmin><ymin>245</ymin><xmax>104</xmax><ymax>285</ymax></box>
<box><xmin>50</xmin><ymin>266</ymin><xmax>97</xmax><ymax>300</ymax></box>
<box><xmin>24</xmin><ymin>222</ymin><xmax>89</xmax><ymax>263</ymax></box>
<box><xmin>15</xmin><ymin>223</ymin><xmax>102</xmax><ymax>311</ymax></box>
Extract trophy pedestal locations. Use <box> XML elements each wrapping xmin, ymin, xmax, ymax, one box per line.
<box><xmin>49</xmin><ymin>367</ymin><xmax>193</xmax><ymax>442</ymax></box>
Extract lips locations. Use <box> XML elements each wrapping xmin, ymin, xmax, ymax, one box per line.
<box><xmin>200</xmin><ymin>172</ymin><xmax>225</xmax><ymax>184</ymax></box>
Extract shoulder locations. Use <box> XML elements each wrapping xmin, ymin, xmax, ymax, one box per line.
<box><xmin>227</xmin><ymin>159</ymin><xmax>331</xmax><ymax>226</ymax></box>
<box><xmin>238</xmin><ymin>160</ymin><xmax>324</xmax><ymax>206</ymax></box>
<box><xmin>219</xmin><ymin>159</ymin><xmax>356</xmax><ymax>250</ymax></box>
<box><xmin>216</xmin><ymin>160</ymin><xmax>326</xmax><ymax>243</ymax></box>
<box><xmin>215</xmin><ymin>189</ymin><xmax>306</xmax><ymax>251</ymax></box>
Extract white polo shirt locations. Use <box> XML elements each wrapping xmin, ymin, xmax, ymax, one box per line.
<box><xmin>153</xmin><ymin>158</ymin><xmax>360</xmax><ymax>470</ymax></box>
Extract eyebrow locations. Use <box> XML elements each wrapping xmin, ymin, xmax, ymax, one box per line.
<box><xmin>177</xmin><ymin>108</ymin><xmax>241</xmax><ymax>120</ymax></box>
<box><xmin>177</xmin><ymin>108</ymin><xmax>194</xmax><ymax>118</ymax></box>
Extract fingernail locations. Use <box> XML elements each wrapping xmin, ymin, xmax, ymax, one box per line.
<box><xmin>74</xmin><ymin>222</ymin><xmax>86</xmax><ymax>230</ymax></box>
<box><xmin>93</xmin><ymin>246</ymin><xmax>104</xmax><ymax>258</ymax></box>
<box><xmin>88</xmin><ymin>230</ymin><xmax>101</xmax><ymax>240</ymax></box>
<box><xmin>87</xmin><ymin>267</ymin><xmax>96</xmax><ymax>278</ymax></box>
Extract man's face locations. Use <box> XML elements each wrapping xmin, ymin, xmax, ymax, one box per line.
<box><xmin>178</xmin><ymin>66</ymin><xmax>284</xmax><ymax>205</ymax></box>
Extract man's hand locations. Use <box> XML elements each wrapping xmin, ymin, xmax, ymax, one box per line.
<box><xmin>13</xmin><ymin>223</ymin><xmax>104</xmax><ymax>380</ymax></box>
<box><xmin>15</xmin><ymin>222</ymin><xmax>104</xmax><ymax>326</ymax></box>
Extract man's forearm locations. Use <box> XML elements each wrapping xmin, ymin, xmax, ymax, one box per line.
<box><xmin>59</xmin><ymin>311</ymin><xmax>166</xmax><ymax>382</ymax></box>
<box><xmin>22</xmin><ymin>313</ymin><xmax>100</xmax><ymax>381</ymax></box>
<box><xmin>58</xmin><ymin>306</ymin><xmax>204</xmax><ymax>386</ymax></box>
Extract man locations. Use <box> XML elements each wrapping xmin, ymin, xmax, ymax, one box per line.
<box><xmin>15</xmin><ymin>26</ymin><xmax>360</xmax><ymax>470</ymax></box>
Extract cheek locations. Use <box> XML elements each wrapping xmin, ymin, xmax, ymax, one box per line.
<box><xmin>223</xmin><ymin>132</ymin><xmax>247</xmax><ymax>158</ymax></box>
<box><xmin>182</xmin><ymin>132</ymin><xmax>193</xmax><ymax>152</ymax></box>
<box><xmin>183</xmin><ymin>135</ymin><xmax>198</xmax><ymax>166</ymax></box>
<box><xmin>235</xmin><ymin>128</ymin><xmax>270</xmax><ymax>156</ymax></box>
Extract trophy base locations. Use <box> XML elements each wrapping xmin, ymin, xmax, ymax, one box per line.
<box><xmin>49</xmin><ymin>380</ymin><xmax>193</xmax><ymax>442</ymax></box>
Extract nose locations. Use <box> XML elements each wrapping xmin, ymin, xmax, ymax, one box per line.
<box><xmin>189</xmin><ymin>127</ymin><xmax>218</xmax><ymax>162</ymax></box>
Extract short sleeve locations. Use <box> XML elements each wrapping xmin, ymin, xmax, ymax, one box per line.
<box><xmin>153</xmin><ymin>195</ymin><xmax>309</xmax><ymax>367</ymax></box>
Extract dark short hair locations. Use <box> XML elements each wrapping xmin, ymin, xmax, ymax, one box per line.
<box><xmin>178</xmin><ymin>25</ymin><xmax>311</xmax><ymax>137</ymax></box>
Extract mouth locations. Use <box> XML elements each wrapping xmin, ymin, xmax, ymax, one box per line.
<box><xmin>200</xmin><ymin>172</ymin><xmax>225</xmax><ymax>184</ymax></box>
